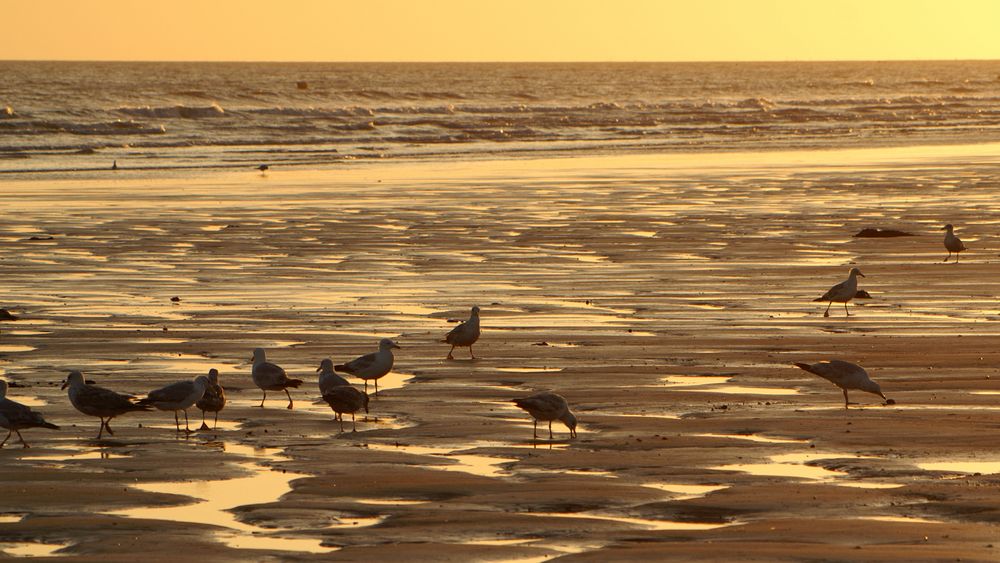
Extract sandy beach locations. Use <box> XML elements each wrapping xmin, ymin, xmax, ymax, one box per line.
<box><xmin>3</xmin><ymin>143</ymin><xmax>1000</xmax><ymax>561</ymax></box>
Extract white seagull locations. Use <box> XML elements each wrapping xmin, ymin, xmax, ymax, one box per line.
<box><xmin>794</xmin><ymin>360</ymin><xmax>890</xmax><ymax>409</ymax></box>
<box><xmin>444</xmin><ymin>306</ymin><xmax>481</xmax><ymax>359</ymax></box>
<box><xmin>335</xmin><ymin>338</ymin><xmax>400</xmax><ymax>396</ymax></box>
<box><xmin>138</xmin><ymin>375</ymin><xmax>212</xmax><ymax>432</ymax></box>
<box><xmin>1</xmin><ymin>380</ymin><xmax>59</xmax><ymax>448</ymax></box>
<box><xmin>942</xmin><ymin>224</ymin><xmax>967</xmax><ymax>263</ymax></box>
<box><xmin>814</xmin><ymin>267</ymin><xmax>865</xmax><ymax>317</ymax></box>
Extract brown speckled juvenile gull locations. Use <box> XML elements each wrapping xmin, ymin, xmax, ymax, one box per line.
<box><xmin>794</xmin><ymin>360</ymin><xmax>890</xmax><ymax>409</ymax></box>
<box><xmin>251</xmin><ymin>348</ymin><xmax>303</xmax><ymax>409</ymax></box>
<box><xmin>195</xmin><ymin>368</ymin><xmax>226</xmax><ymax>431</ymax></box>
<box><xmin>444</xmin><ymin>306</ymin><xmax>481</xmax><ymax>359</ymax></box>
<box><xmin>512</xmin><ymin>392</ymin><xmax>577</xmax><ymax>440</ymax></box>
<box><xmin>321</xmin><ymin>386</ymin><xmax>369</xmax><ymax>432</ymax></box>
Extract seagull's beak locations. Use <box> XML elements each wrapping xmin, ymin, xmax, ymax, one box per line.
<box><xmin>392</xmin><ymin>343</ymin><xmax>401</xmax><ymax>349</ymax></box>
<box><xmin>60</xmin><ymin>380</ymin><xmax>68</xmax><ymax>390</ymax></box>
<box><xmin>316</xmin><ymin>366</ymin><xmax>322</xmax><ymax>372</ymax></box>
<box><xmin>858</xmin><ymin>272</ymin><xmax>866</xmax><ymax>278</ymax></box>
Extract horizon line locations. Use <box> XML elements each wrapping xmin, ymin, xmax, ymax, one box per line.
<box><xmin>2</xmin><ymin>57</ymin><xmax>1000</xmax><ymax>64</ymax></box>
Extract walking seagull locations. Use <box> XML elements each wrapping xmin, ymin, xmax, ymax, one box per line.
<box><xmin>942</xmin><ymin>224</ymin><xmax>967</xmax><ymax>263</ymax></box>
<box><xmin>335</xmin><ymin>338</ymin><xmax>400</xmax><ymax>396</ymax></box>
<box><xmin>444</xmin><ymin>306</ymin><xmax>481</xmax><ymax>359</ymax></box>
<box><xmin>321</xmin><ymin>386</ymin><xmax>369</xmax><ymax>432</ymax></box>
<box><xmin>794</xmin><ymin>360</ymin><xmax>890</xmax><ymax>409</ymax></box>
<box><xmin>251</xmin><ymin>348</ymin><xmax>303</xmax><ymax>409</ymax></box>
<box><xmin>814</xmin><ymin>267</ymin><xmax>865</xmax><ymax>317</ymax></box>
<box><xmin>138</xmin><ymin>375</ymin><xmax>212</xmax><ymax>433</ymax></box>
<box><xmin>1</xmin><ymin>380</ymin><xmax>59</xmax><ymax>448</ymax></box>
<box><xmin>195</xmin><ymin>368</ymin><xmax>226</xmax><ymax>431</ymax></box>
<box><xmin>512</xmin><ymin>392</ymin><xmax>578</xmax><ymax>440</ymax></box>
<box><xmin>63</xmin><ymin>371</ymin><xmax>150</xmax><ymax>439</ymax></box>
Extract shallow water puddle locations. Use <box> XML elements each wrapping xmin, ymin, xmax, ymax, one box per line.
<box><xmin>496</xmin><ymin>367</ymin><xmax>563</xmax><ymax>373</ymax></box>
<box><xmin>695</xmin><ymin>433</ymin><xmax>807</xmax><ymax>444</ymax></box>
<box><xmin>641</xmin><ymin>483</ymin><xmax>729</xmax><ymax>500</ymax></box>
<box><xmin>365</xmin><ymin>442</ymin><xmax>518</xmax><ymax>478</ymax></box>
<box><xmin>712</xmin><ymin>451</ymin><xmax>872</xmax><ymax>481</ymax></box>
<box><xmin>0</xmin><ymin>542</ymin><xmax>68</xmax><ymax>557</ymax></box>
<box><xmin>917</xmin><ymin>460</ymin><xmax>1000</xmax><ymax>475</ymax></box>
<box><xmin>0</xmin><ymin>345</ymin><xmax>36</xmax><ymax>353</ymax></box>
<box><xmin>858</xmin><ymin>515</ymin><xmax>945</xmax><ymax>524</ymax></box>
<box><xmin>660</xmin><ymin>375</ymin><xmax>731</xmax><ymax>387</ymax></box>
<box><xmin>0</xmin><ymin>514</ymin><xmax>25</xmax><ymax>524</ymax></box>
<box><xmin>107</xmin><ymin>442</ymin><xmax>333</xmax><ymax>553</ymax></box>
<box><xmin>679</xmin><ymin>385</ymin><xmax>800</xmax><ymax>396</ymax></box>
<box><xmin>525</xmin><ymin>511</ymin><xmax>732</xmax><ymax>531</ymax></box>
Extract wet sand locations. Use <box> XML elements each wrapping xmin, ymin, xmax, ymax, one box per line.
<box><xmin>3</xmin><ymin>144</ymin><xmax>1000</xmax><ymax>560</ymax></box>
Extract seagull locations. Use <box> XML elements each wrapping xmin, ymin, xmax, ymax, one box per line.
<box><xmin>444</xmin><ymin>306</ymin><xmax>481</xmax><ymax>359</ymax></box>
<box><xmin>257</xmin><ymin>164</ymin><xmax>269</xmax><ymax>174</ymax></box>
<box><xmin>111</xmin><ymin>160</ymin><xmax>118</xmax><ymax>171</ymax></box>
<box><xmin>321</xmin><ymin>386</ymin><xmax>369</xmax><ymax>432</ymax></box>
<box><xmin>318</xmin><ymin>358</ymin><xmax>349</xmax><ymax>395</ymax></box>
<box><xmin>814</xmin><ymin>267</ymin><xmax>865</xmax><ymax>317</ymax></box>
<box><xmin>942</xmin><ymin>224</ymin><xmax>967</xmax><ymax>263</ymax></box>
<box><xmin>334</xmin><ymin>338</ymin><xmax>400</xmax><ymax>396</ymax></box>
<box><xmin>251</xmin><ymin>348</ymin><xmax>303</xmax><ymax>409</ymax></box>
<box><xmin>794</xmin><ymin>360</ymin><xmax>890</xmax><ymax>409</ymax></box>
<box><xmin>512</xmin><ymin>392</ymin><xmax>577</xmax><ymax>440</ymax></box>
<box><xmin>0</xmin><ymin>380</ymin><xmax>59</xmax><ymax>448</ymax></box>
<box><xmin>138</xmin><ymin>375</ymin><xmax>212</xmax><ymax>433</ymax></box>
<box><xmin>63</xmin><ymin>371</ymin><xmax>150</xmax><ymax>439</ymax></box>
<box><xmin>195</xmin><ymin>368</ymin><xmax>226</xmax><ymax>431</ymax></box>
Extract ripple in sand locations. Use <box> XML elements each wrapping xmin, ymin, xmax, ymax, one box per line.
<box><xmin>364</xmin><ymin>442</ymin><xmax>518</xmax><ymax>479</ymax></box>
<box><xmin>641</xmin><ymin>483</ymin><xmax>729</xmax><ymax>500</ymax></box>
<box><xmin>524</xmin><ymin>511</ymin><xmax>733</xmax><ymax>531</ymax></box>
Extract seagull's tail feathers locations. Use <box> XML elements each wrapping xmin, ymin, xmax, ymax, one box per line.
<box><xmin>41</xmin><ymin>422</ymin><xmax>60</xmax><ymax>430</ymax></box>
<box><xmin>334</xmin><ymin>364</ymin><xmax>349</xmax><ymax>373</ymax></box>
<box><xmin>812</xmin><ymin>297</ymin><xmax>825</xmax><ymax>302</ymax></box>
<box><xmin>285</xmin><ymin>378</ymin><xmax>303</xmax><ymax>388</ymax></box>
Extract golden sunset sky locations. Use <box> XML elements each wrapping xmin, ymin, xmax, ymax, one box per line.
<box><xmin>3</xmin><ymin>0</ymin><xmax>999</xmax><ymax>62</ymax></box>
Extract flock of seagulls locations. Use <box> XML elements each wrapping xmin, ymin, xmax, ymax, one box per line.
<box><xmin>0</xmin><ymin>223</ymin><xmax>975</xmax><ymax>447</ymax></box>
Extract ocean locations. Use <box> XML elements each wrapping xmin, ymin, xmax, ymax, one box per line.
<box><xmin>2</xmin><ymin>60</ymin><xmax>1000</xmax><ymax>176</ymax></box>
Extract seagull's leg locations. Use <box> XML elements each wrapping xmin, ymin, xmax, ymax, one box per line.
<box><xmin>105</xmin><ymin>417</ymin><xmax>116</xmax><ymax>436</ymax></box>
<box><xmin>548</xmin><ymin>421</ymin><xmax>554</xmax><ymax>440</ymax></box>
<box><xmin>174</xmin><ymin>411</ymin><xmax>180</xmax><ymax>432</ymax></box>
<box><xmin>1</xmin><ymin>428</ymin><xmax>11</xmax><ymax>447</ymax></box>
<box><xmin>469</xmin><ymin>345</ymin><xmax>476</xmax><ymax>360</ymax></box>
<box><xmin>824</xmin><ymin>301</ymin><xmax>832</xmax><ymax>317</ymax></box>
<box><xmin>364</xmin><ymin>381</ymin><xmax>368</xmax><ymax>394</ymax></box>
<box><xmin>96</xmin><ymin>418</ymin><xmax>105</xmax><ymax>439</ymax></box>
<box><xmin>284</xmin><ymin>388</ymin><xmax>294</xmax><ymax>410</ymax></box>
<box><xmin>447</xmin><ymin>346</ymin><xmax>455</xmax><ymax>360</ymax></box>
<box><xmin>533</xmin><ymin>420</ymin><xmax>538</xmax><ymax>439</ymax></box>
<box><xmin>956</xmin><ymin>252</ymin><xmax>960</xmax><ymax>264</ymax></box>
<box><xmin>16</xmin><ymin>430</ymin><xmax>29</xmax><ymax>448</ymax></box>
<box><xmin>259</xmin><ymin>391</ymin><xmax>267</xmax><ymax>408</ymax></box>
<box><xmin>374</xmin><ymin>379</ymin><xmax>379</xmax><ymax>397</ymax></box>
<box><xmin>184</xmin><ymin>410</ymin><xmax>192</xmax><ymax>433</ymax></box>
<box><xmin>843</xmin><ymin>388</ymin><xmax>850</xmax><ymax>410</ymax></box>
<box><xmin>352</xmin><ymin>413</ymin><xmax>357</xmax><ymax>433</ymax></box>
<box><xmin>199</xmin><ymin>409</ymin><xmax>210</xmax><ymax>431</ymax></box>
<box><xmin>339</xmin><ymin>414</ymin><xmax>345</xmax><ymax>433</ymax></box>
<box><xmin>944</xmin><ymin>251</ymin><xmax>951</xmax><ymax>262</ymax></box>
<box><xmin>844</xmin><ymin>302</ymin><xmax>850</xmax><ymax>316</ymax></box>
<box><xmin>213</xmin><ymin>411</ymin><xmax>219</xmax><ymax>430</ymax></box>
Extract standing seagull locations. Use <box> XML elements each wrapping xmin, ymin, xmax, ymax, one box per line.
<box><xmin>318</xmin><ymin>358</ymin><xmax>349</xmax><ymax>395</ymax></box>
<box><xmin>321</xmin><ymin>386</ymin><xmax>369</xmax><ymax>432</ymax></box>
<box><xmin>257</xmin><ymin>164</ymin><xmax>269</xmax><ymax>174</ymax></box>
<box><xmin>138</xmin><ymin>375</ymin><xmax>212</xmax><ymax>433</ymax></box>
<box><xmin>63</xmin><ymin>371</ymin><xmax>150</xmax><ymax>439</ymax></box>
<box><xmin>942</xmin><ymin>224</ymin><xmax>967</xmax><ymax>263</ymax></box>
<box><xmin>0</xmin><ymin>380</ymin><xmax>59</xmax><ymax>448</ymax></box>
<box><xmin>814</xmin><ymin>267</ymin><xmax>865</xmax><ymax>317</ymax></box>
<box><xmin>794</xmin><ymin>360</ymin><xmax>889</xmax><ymax>409</ymax></box>
<box><xmin>335</xmin><ymin>338</ymin><xmax>400</xmax><ymax>396</ymax></box>
<box><xmin>444</xmin><ymin>306</ymin><xmax>481</xmax><ymax>360</ymax></box>
<box><xmin>512</xmin><ymin>392</ymin><xmax>578</xmax><ymax>440</ymax></box>
<box><xmin>195</xmin><ymin>368</ymin><xmax>226</xmax><ymax>431</ymax></box>
<box><xmin>251</xmin><ymin>348</ymin><xmax>303</xmax><ymax>409</ymax></box>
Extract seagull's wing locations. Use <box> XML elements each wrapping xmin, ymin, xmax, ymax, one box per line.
<box><xmin>339</xmin><ymin>352</ymin><xmax>378</xmax><ymax>374</ymax></box>
<box><xmin>147</xmin><ymin>381</ymin><xmax>193</xmax><ymax>403</ymax></box>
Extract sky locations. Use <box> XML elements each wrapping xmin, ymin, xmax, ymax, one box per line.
<box><xmin>3</xmin><ymin>0</ymin><xmax>999</xmax><ymax>62</ymax></box>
